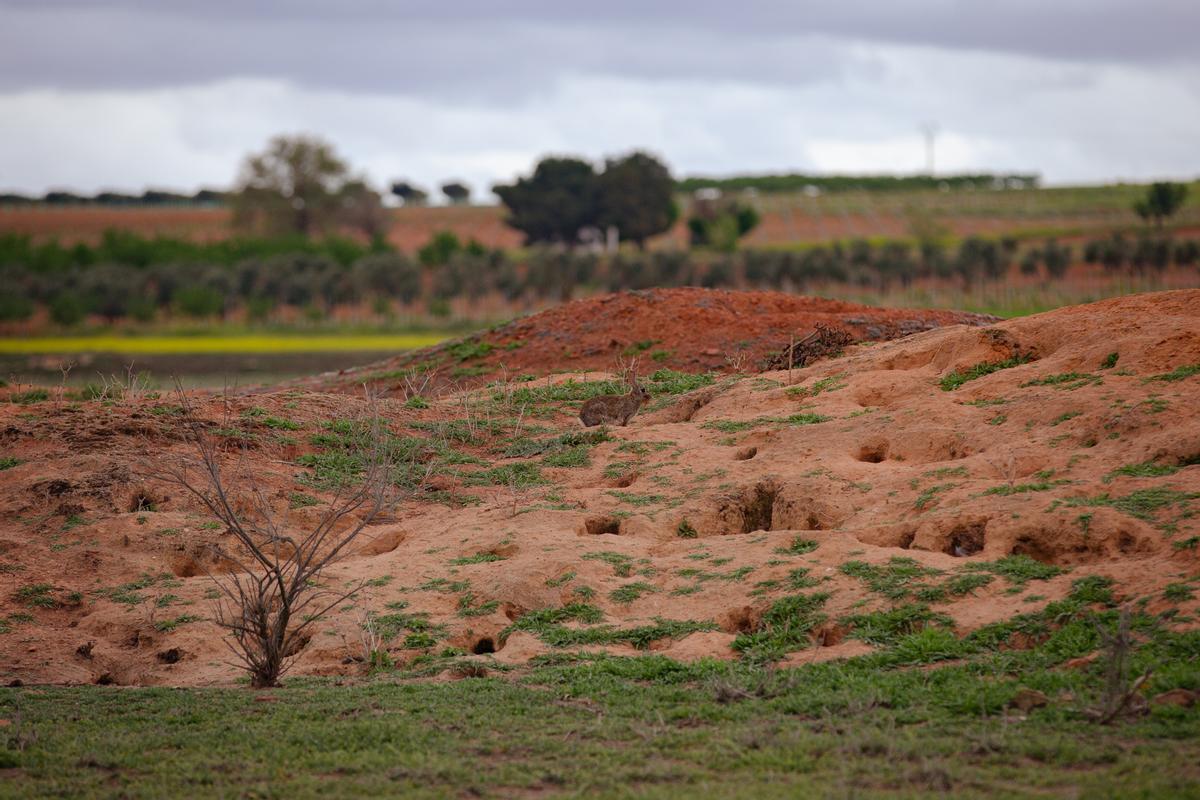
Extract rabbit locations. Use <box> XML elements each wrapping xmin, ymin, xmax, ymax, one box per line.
<box><xmin>579</xmin><ymin>373</ymin><xmax>650</xmax><ymax>427</ymax></box>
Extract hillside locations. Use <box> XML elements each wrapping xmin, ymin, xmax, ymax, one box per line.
<box><xmin>1</xmin><ymin>290</ymin><xmax>1197</xmax><ymax>686</ymax></box>
<box><xmin>313</xmin><ymin>287</ymin><xmax>998</xmax><ymax>395</ymax></box>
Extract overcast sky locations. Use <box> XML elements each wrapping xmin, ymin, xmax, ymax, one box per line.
<box><xmin>1</xmin><ymin>0</ymin><xmax>1198</xmax><ymax>198</ymax></box>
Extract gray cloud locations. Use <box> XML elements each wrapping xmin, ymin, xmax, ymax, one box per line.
<box><xmin>0</xmin><ymin>0</ymin><xmax>1196</xmax><ymax>98</ymax></box>
<box><xmin>0</xmin><ymin>0</ymin><xmax>1197</xmax><ymax>192</ymax></box>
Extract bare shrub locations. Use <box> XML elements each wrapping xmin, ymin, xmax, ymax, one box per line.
<box><xmin>159</xmin><ymin>387</ymin><xmax>422</xmax><ymax>688</ymax></box>
<box><xmin>1088</xmin><ymin>605</ymin><xmax>1151</xmax><ymax>724</ymax></box>
<box><xmin>761</xmin><ymin>324</ymin><xmax>855</xmax><ymax>372</ymax></box>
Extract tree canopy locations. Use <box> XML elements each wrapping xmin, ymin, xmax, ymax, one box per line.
<box><xmin>1134</xmin><ymin>182</ymin><xmax>1188</xmax><ymax>229</ymax></box>
<box><xmin>441</xmin><ymin>181</ymin><xmax>471</xmax><ymax>205</ymax></box>
<box><xmin>391</xmin><ymin>181</ymin><xmax>429</xmax><ymax>207</ymax></box>
<box><xmin>494</xmin><ymin>157</ymin><xmax>599</xmax><ymax>245</ymax></box>
<box><xmin>597</xmin><ymin>151</ymin><xmax>677</xmax><ymax>249</ymax></box>
<box><xmin>231</xmin><ymin>135</ymin><xmax>383</xmax><ymax>237</ymax></box>
<box><xmin>494</xmin><ymin>152</ymin><xmax>677</xmax><ymax>247</ymax></box>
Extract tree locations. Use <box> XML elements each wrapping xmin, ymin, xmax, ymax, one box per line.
<box><xmin>418</xmin><ymin>230</ymin><xmax>462</xmax><ymax>266</ymax></box>
<box><xmin>1133</xmin><ymin>182</ymin><xmax>1188</xmax><ymax>229</ymax></box>
<box><xmin>391</xmin><ymin>181</ymin><xmax>429</xmax><ymax>207</ymax></box>
<box><xmin>232</xmin><ymin>135</ymin><xmax>377</xmax><ymax>236</ymax></box>
<box><xmin>596</xmin><ymin>151</ymin><xmax>677</xmax><ymax>249</ymax></box>
<box><xmin>494</xmin><ymin>157</ymin><xmax>599</xmax><ymax>246</ymax></box>
<box><xmin>686</xmin><ymin>195</ymin><xmax>760</xmax><ymax>252</ymax></box>
<box><xmin>337</xmin><ymin>179</ymin><xmax>387</xmax><ymax>241</ymax></box>
<box><xmin>441</xmin><ymin>181</ymin><xmax>471</xmax><ymax>205</ymax></box>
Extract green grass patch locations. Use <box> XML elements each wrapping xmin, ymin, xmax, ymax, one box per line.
<box><xmin>9</xmin><ymin>388</ymin><xmax>49</xmax><ymax>404</ymax></box>
<box><xmin>733</xmin><ymin>592</ymin><xmax>830</xmax><ymax>662</ymax></box>
<box><xmin>840</xmin><ymin>558</ymin><xmax>941</xmax><ymax>601</ymax></box>
<box><xmin>609</xmin><ymin>582</ymin><xmax>657</xmax><ymax>604</ymax></box>
<box><xmin>288</xmin><ymin>492</ymin><xmax>321</xmax><ymax>509</ymax></box>
<box><xmin>456</xmin><ymin>593</ymin><xmax>500</xmax><ymax>618</ymax></box>
<box><xmin>1059</xmin><ymin>487</ymin><xmax>1200</xmax><ymax>522</ymax></box>
<box><xmin>939</xmin><ymin>355</ymin><xmax>1031</xmax><ymax>391</ymax></box>
<box><xmin>542</xmin><ymin>446</ymin><xmax>591</xmax><ymax>468</ymax></box>
<box><xmin>982</xmin><ymin>480</ymin><xmax>1069</xmax><ymax>496</ymax></box>
<box><xmin>448</xmin><ymin>552</ymin><xmax>506</xmax><ymax>566</ymax></box>
<box><xmin>1145</xmin><ymin>363</ymin><xmax>1200</xmax><ymax>383</ymax></box>
<box><xmin>503</xmin><ymin>429</ymin><xmax>609</xmax><ymax>458</ymax></box>
<box><xmin>606</xmin><ymin>490</ymin><xmax>665</xmax><ymax>506</ymax></box>
<box><xmin>964</xmin><ymin>555</ymin><xmax>1065</xmax><ymax>586</ymax></box>
<box><xmin>462</xmin><ymin>462</ymin><xmax>547</xmax><ymax>488</ymax></box>
<box><xmin>701</xmin><ymin>412</ymin><xmax>830</xmax><ymax>433</ymax></box>
<box><xmin>154</xmin><ymin>614</ymin><xmax>202</xmax><ymax>633</ymax></box>
<box><xmin>914</xmin><ymin>482</ymin><xmax>958</xmax><ymax>511</ymax></box>
<box><xmin>842</xmin><ymin>603</ymin><xmax>954</xmax><ymax>646</ymax></box>
<box><xmin>581</xmin><ymin>551</ymin><xmax>634</xmax><ymax>577</ymax></box>
<box><xmin>1104</xmin><ymin>461</ymin><xmax>1180</xmax><ymax>483</ymax></box>
<box><xmin>774</xmin><ymin>536</ymin><xmax>819</xmax><ymax>556</ymax></box>
<box><xmin>1021</xmin><ymin>372</ymin><xmax>1102</xmax><ymax>390</ymax></box>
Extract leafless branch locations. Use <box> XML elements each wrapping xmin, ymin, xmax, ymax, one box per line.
<box><xmin>156</xmin><ymin>381</ymin><xmax>422</xmax><ymax>688</ymax></box>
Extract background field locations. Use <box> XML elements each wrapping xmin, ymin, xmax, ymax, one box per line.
<box><xmin>3</xmin><ymin>182</ymin><xmax>1198</xmax><ymax>387</ymax></box>
<box><xmin>5</xmin><ymin>182</ymin><xmax>1200</xmax><ymax>249</ymax></box>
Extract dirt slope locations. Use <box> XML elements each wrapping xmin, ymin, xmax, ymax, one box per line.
<box><xmin>310</xmin><ymin>287</ymin><xmax>997</xmax><ymax>395</ymax></box>
<box><xmin>1</xmin><ymin>290</ymin><xmax>1198</xmax><ymax>686</ymax></box>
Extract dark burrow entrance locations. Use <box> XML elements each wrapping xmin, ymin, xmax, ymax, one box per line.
<box><xmin>584</xmin><ymin>516</ymin><xmax>622</xmax><ymax>535</ymax></box>
<box><xmin>946</xmin><ymin>522</ymin><xmax>986</xmax><ymax>556</ymax></box>
<box><xmin>855</xmin><ymin>442</ymin><xmax>888</xmax><ymax>463</ymax></box>
<box><xmin>471</xmin><ymin>637</ymin><xmax>496</xmax><ymax>655</ymax></box>
<box><xmin>740</xmin><ymin>483</ymin><xmax>778</xmax><ymax>533</ymax></box>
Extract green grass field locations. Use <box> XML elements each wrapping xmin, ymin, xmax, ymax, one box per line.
<box><xmin>3</xmin><ymin>655</ymin><xmax>1198</xmax><ymax>799</ymax></box>
<box><xmin>4</xmin><ymin>585</ymin><xmax>1199</xmax><ymax>798</ymax></box>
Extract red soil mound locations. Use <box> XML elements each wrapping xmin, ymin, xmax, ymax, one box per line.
<box><xmin>316</xmin><ymin>287</ymin><xmax>997</xmax><ymax>393</ymax></box>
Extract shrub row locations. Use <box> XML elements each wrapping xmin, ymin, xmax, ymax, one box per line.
<box><xmin>1</xmin><ymin>231</ymin><xmax>1196</xmax><ymax>325</ymax></box>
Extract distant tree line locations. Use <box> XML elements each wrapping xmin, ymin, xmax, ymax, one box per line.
<box><xmin>1</xmin><ymin>171</ymin><xmax>1045</xmax><ymax>208</ymax></box>
<box><xmin>676</xmin><ymin>173</ymin><xmax>1041</xmax><ymax>194</ymax></box>
<box><xmin>2</xmin><ymin>228</ymin><xmax>1196</xmax><ymax>327</ymax></box>
<box><xmin>0</xmin><ymin>188</ymin><xmax>228</xmax><ymax>206</ymax></box>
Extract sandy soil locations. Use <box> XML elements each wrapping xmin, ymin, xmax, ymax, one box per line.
<box><xmin>1</xmin><ymin>289</ymin><xmax>1198</xmax><ymax>686</ymax></box>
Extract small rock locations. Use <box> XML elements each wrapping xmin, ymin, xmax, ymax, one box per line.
<box><xmin>1151</xmin><ymin>689</ymin><xmax>1197</xmax><ymax>708</ymax></box>
<box><xmin>702</xmin><ymin>348</ymin><xmax>720</xmax><ymax>356</ymax></box>
<box><xmin>1008</xmin><ymin>688</ymin><xmax>1049</xmax><ymax>712</ymax></box>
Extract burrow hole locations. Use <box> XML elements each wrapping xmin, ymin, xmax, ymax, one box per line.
<box><xmin>740</xmin><ymin>483</ymin><xmax>778</xmax><ymax>533</ymax></box>
<box><xmin>947</xmin><ymin>523</ymin><xmax>985</xmax><ymax>557</ymax></box>
<box><xmin>585</xmin><ymin>516</ymin><xmax>622</xmax><ymax>536</ymax></box>
<box><xmin>128</xmin><ymin>489</ymin><xmax>162</xmax><ymax>513</ymax></box>
<box><xmin>856</xmin><ymin>443</ymin><xmax>888</xmax><ymax>463</ymax></box>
